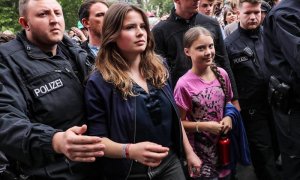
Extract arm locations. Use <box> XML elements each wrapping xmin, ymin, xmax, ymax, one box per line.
<box><xmin>84</xmin><ymin>74</ymin><xmax>168</xmax><ymax>167</ymax></box>
<box><xmin>274</xmin><ymin>13</ymin><xmax>300</xmax><ymax>77</ymax></box>
<box><xmin>99</xmin><ymin>138</ymin><xmax>169</xmax><ymax>167</ymax></box>
<box><xmin>179</xmin><ymin>107</ymin><xmax>224</xmax><ymax>135</ymax></box>
<box><xmin>0</xmin><ymin>61</ymin><xmax>104</xmax><ymax>166</ymax></box>
<box><xmin>181</xmin><ymin>123</ymin><xmax>202</xmax><ymax>177</ymax></box>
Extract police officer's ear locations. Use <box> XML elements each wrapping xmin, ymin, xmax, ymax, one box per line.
<box><xmin>19</xmin><ymin>17</ymin><xmax>30</xmax><ymax>31</ymax></box>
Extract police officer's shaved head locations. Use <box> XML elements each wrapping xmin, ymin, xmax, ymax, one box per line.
<box><xmin>19</xmin><ymin>0</ymin><xmax>62</xmax><ymax>17</ymax></box>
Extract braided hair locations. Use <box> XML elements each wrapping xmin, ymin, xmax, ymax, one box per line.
<box><xmin>210</xmin><ymin>63</ymin><xmax>229</xmax><ymax>103</ymax></box>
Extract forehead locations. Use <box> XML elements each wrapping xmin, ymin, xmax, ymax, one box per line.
<box><xmin>200</xmin><ymin>0</ymin><xmax>214</xmax><ymax>4</ymax></box>
<box><xmin>240</xmin><ymin>2</ymin><xmax>261</xmax><ymax>10</ymax></box>
<box><xmin>89</xmin><ymin>2</ymin><xmax>108</xmax><ymax>13</ymax></box>
<box><xmin>27</xmin><ymin>0</ymin><xmax>62</xmax><ymax>11</ymax></box>
<box><xmin>123</xmin><ymin>10</ymin><xmax>144</xmax><ymax>24</ymax></box>
<box><xmin>192</xmin><ymin>35</ymin><xmax>214</xmax><ymax>45</ymax></box>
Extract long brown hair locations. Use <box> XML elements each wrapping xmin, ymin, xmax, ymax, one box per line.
<box><xmin>95</xmin><ymin>3</ymin><xmax>168</xmax><ymax>98</ymax></box>
<box><xmin>183</xmin><ymin>26</ymin><xmax>229</xmax><ymax>102</ymax></box>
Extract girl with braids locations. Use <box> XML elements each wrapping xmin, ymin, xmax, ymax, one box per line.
<box><xmin>85</xmin><ymin>3</ymin><xmax>201</xmax><ymax>180</ymax></box>
<box><xmin>174</xmin><ymin>26</ymin><xmax>233</xmax><ymax>180</ymax></box>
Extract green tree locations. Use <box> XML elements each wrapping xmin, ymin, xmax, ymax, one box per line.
<box><xmin>0</xmin><ymin>0</ymin><xmax>20</xmax><ymax>33</ymax></box>
<box><xmin>146</xmin><ymin>0</ymin><xmax>173</xmax><ymax>17</ymax></box>
<box><xmin>58</xmin><ymin>0</ymin><xmax>82</xmax><ymax>30</ymax></box>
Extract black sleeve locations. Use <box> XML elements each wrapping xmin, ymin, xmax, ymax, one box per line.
<box><xmin>214</xmin><ymin>24</ymin><xmax>239</xmax><ymax>100</ymax></box>
<box><xmin>0</xmin><ymin>59</ymin><xmax>59</xmax><ymax>167</ymax></box>
<box><xmin>274</xmin><ymin>13</ymin><xmax>300</xmax><ymax>78</ymax></box>
<box><xmin>152</xmin><ymin>26</ymin><xmax>170</xmax><ymax>67</ymax></box>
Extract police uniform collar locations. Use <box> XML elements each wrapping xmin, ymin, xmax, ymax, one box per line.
<box><xmin>238</xmin><ymin>24</ymin><xmax>261</xmax><ymax>39</ymax></box>
<box><xmin>17</xmin><ymin>30</ymin><xmax>74</xmax><ymax>60</ymax></box>
<box><xmin>171</xmin><ymin>7</ymin><xmax>197</xmax><ymax>24</ymax></box>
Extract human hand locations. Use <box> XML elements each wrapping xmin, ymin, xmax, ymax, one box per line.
<box><xmin>52</xmin><ymin>125</ymin><xmax>105</xmax><ymax>162</ymax></box>
<box><xmin>129</xmin><ymin>142</ymin><xmax>169</xmax><ymax>167</ymax></box>
<box><xmin>220</xmin><ymin>116</ymin><xmax>232</xmax><ymax>134</ymax></box>
<box><xmin>204</xmin><ymin>121</ymin><xmax>224</xmax><ymax>135</ymax></box>
<box><xmin>70</xmin><ymin>27</ymin><xmax>87</xmax><ymax>41</ymax></box>
<box><xmin>186</xmin><ymin>151</ymin><xmax>202</xmax><ymax>178</ymax></box>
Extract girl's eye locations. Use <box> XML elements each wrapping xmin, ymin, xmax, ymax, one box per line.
<box><xmin>125</xmin><ymin>26</ymin><xmax>134</xmax><ymax>30</ymax></box>
<box><xmin>140</xmin><ymin>25</ymin><xmax>146</xmax><ymax>29</ymax></box>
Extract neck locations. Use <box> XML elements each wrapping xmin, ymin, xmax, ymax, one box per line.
<box><xmin>127</xmin><ymin>54</ymin><xmax>141</xmax><ymax>71</ymax></box>
<box><xmin>39</xmin><ymin>44</ymin><xmax>58</xmax><ymax>56</ymax></box>
<box><xmin>26</xmin><ymin>32</ymin><xmax>58</xmax><ymax>55</ymax></box>
<box><xmin>88</xmin><ymin>32</ymin><xmax>102</xmax><ymax>47</ymax></box>
<box><xmin>175</xmin><ymin>8</ymin><xmax>195</xmax><ymax>20</ymax></box>
<box><xmin>191</xmin><ymin>66</ymin><xmax>212</xmax><ymax>77</ymax></box>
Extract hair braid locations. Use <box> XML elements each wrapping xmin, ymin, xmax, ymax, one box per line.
<box><xmin>210</xmin><ymin>64</ymin><xmax>229</xmax><ymax>103</ymax></box>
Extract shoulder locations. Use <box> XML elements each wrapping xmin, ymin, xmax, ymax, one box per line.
<box><xmin>175</xmin><ymin>71</ymin><xmax>192</xmax><ymax>87</ymax></box>
<box><xmin>217</xmin><ymin>67</ymin><xmax>229</xmax><ymax>77</ymax></box>
<box><xmin>0</xmin><ymin>38</ymin><xmax>23</xmax><ymax>57</ymax></box>
<box><xmin>195</xmin><ymin>13</ymin><xmax>220</xmax><ymax>29</ymax></box>
<box><xmin>224</xmin><ymin>30</ymin><xmax>239</xmax><ymax>45</ymax></box>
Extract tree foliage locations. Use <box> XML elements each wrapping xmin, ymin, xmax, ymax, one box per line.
<box><xmin>0</xmin><ymin>0</ymin><xmax>83</xmax><ymax>33</ymax></box>
<box><xmin>0</xmin><ymin>0</ymin><xmax>172</xmax><ymax>33</ymax></box>
<box><xmin>0</xmin><ymin>0</ymin><xmax>20</xmax><ymax>33</ymax></box>
<box><xmin>145</xmin><ymin>0</ymin><xmax>173</xmax><ymax>17</ymax></box>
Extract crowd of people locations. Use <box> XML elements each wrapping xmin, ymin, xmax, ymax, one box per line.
<box><xmin>0</xmin><ymin>0</ymin><xmax>299</xmax><ymax>180</ymax></box>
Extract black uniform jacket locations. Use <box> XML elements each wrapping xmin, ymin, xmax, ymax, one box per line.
<box><xmin>80</xmin><ymin>39</ymin><xmax>96</xmax><ymax>66</ymax></box>
<box><xmin>263</xmin><ymin>0</ymin><xmax>300</xmax><ymax>104</ymax></box>
<box><xmin>225</xmin><ymin>25</ymin><xmax>269</xmax><ymax>108</ymax></box>
<box><xmin>0</xmin><ymin>31</ymin><xmax>99</xmax><ymax>179</ymax></box>
<box><xmin>152</xmin><ymin>8</ymin><xmax>238</xmax><ymax>99</ymax></box>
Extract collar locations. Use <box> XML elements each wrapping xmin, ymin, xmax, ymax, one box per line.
<box><xmin>88</xmin><ymin>43</ymin><xmax>100</xmax><ymax>57</ymax></box>
<box><xmin>170</xmin><ymin>7</ymin><xmax>198</xmax><ymax>24</ymax></box>
<box><xmin>238</xmin><ymin>24</ymin><xmax>262</xmax><ymax>39</ymax></box>
<box><xmin>17</xmin><ymin>30</ymin><xmax>74</xmax><ymax>60</ymax></box>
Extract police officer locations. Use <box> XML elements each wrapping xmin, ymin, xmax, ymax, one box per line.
<box><xmin>225</xmin><ymin>0</ymin><xmax>280</xmax><ymax>179</ymax></box>
<box><xmin>264</xmin><ymin>0</ymin><xmax>300</xmax><ymax>179</ymax></box>
<box><xmin>0</xmin><ymin>0</ymin><xmax>105</xmax><ymax>179</ymax></box>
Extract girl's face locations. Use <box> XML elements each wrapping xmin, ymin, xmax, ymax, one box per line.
<box><xmin>116</xmin><ymin>10</ymin><xmax>147</xmax><ymax>57</ymax></box>
<box><xmin>184</xmin><ymin>35</ymin><xmax>215</xmax><ymax>70</ymax></box>
<box><xmin>225</xmin><ymin>10</ymin><xmax>238</xmax><ymax>24</ymax></box>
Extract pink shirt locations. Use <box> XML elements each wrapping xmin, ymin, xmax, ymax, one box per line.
<box><xmin>174</xmin><ymin>68</ymin><xmax>233</xmax><ymax>178</ymax></box>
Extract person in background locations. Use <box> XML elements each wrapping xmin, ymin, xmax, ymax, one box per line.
<box><xmin>0</xmin><ymin>32</ymin><xmax>15</xmax><ymax>44</ymax></box>
<box><xmin>260</xmin><ymin>0</ymin><xmax>271</xmax><ymax>24</ymax></box>
<box><xmin>223</xmin><ymin>7</ymin><xmax>238</xmax><ymax>26</ymax></box>
<box><xmin>85</xmin><ymin>3</ymin><xmax>202</xmax><ymax>180</ymax></box>
<box><xmin>152</xmin><ymin>0</ymin><xmax>240</xmax><ymax>111</ymax></box>
<box><xmin>198</xmin><ymin>0</ymin><xmax>215</xmax><ymax>16</ymax></box>
<box><xmin>225</xmin><ymin>0</ymin><xmax>280</xmax><ymax>179</ymax></box>
<box><xmin>78</xmin><ymin>0</ymin><xmax>109</xmax><ymax>64</ymax></box>
<box><xmin>174</xmin><ymin>26</ymin><xmax>233</xmax><ymax>180</ymax></box>
<box><xmin>0</xmin><ymin>0</ymin><xmax>105</xmax><ymax>179</ymax></box>
<box><xmin>68</xmin><ymin>27</ymin><xmax>87</xmax><ymax>45</ymax></box>
<box><xmin>264</xmin><ymin>0</ymin><xmax>300</xmax><ymax>179</ymax></box>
